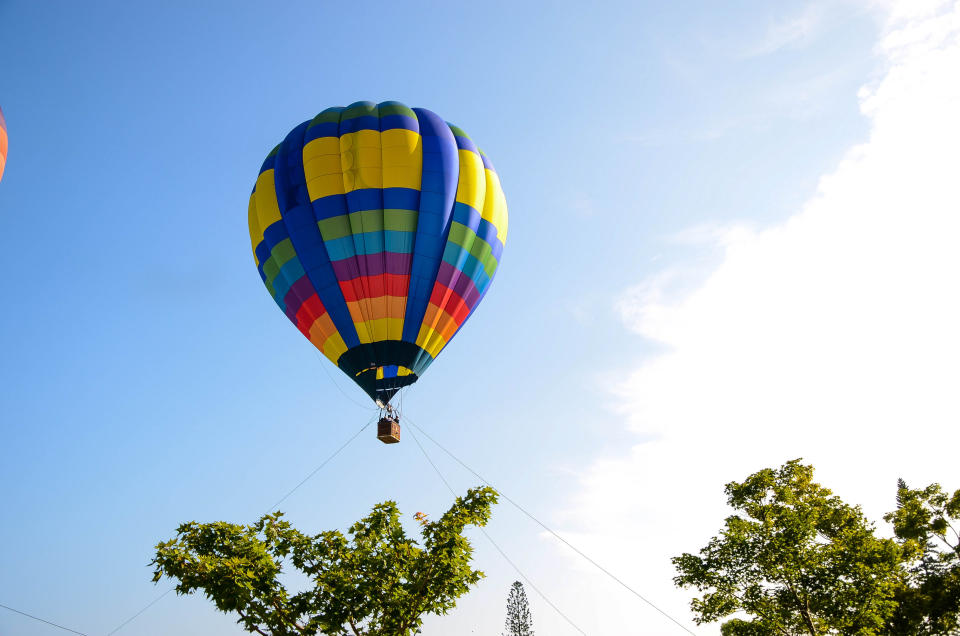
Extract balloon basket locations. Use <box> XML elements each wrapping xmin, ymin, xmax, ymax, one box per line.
<box><xmin>377</xmin><ymin>417</ymin><xmax>401</xmax><ymax>444</ymax></box>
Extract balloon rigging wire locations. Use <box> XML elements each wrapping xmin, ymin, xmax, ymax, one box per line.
<box><xmin>314</xmin><ymin>350</ymin><xmax>378</xmax><ymax>412</ymax></box>
<box><xmin>404</xmin><ymin>416</ymin><xmax>698</xmax><ymax>636</ymax></box>
<box><xmin>104</xmin><ymin>589</ymin><xmax>173</xmax><ymax>636</ymax></box>
<box><xmin>105</xmin><ymin>414</ymin><xmax>377</xmax><ymax>635</ymax></box>
<box><xmin>0</xmin><ymin>602</ymin><xmax>90</xmax><ymax>636</ymax></box>
<box><xmin>406</xmin><ymin>424</ymin><xmax>588</xmax><ymax>635</ymax></box>
<box><xmin>265</xmin><ymin>412</ymin><xmax>378</xmax><ymax>514</ymax></box>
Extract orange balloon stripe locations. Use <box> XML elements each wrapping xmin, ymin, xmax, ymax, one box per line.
<box><xmin>345</xmin><ymin>294</ymin><xmax>406</xmax><ymax>322</ymax></box>
<box><xmin>420</xmin><ymin>302</ymin><xmax>462</xmax><ymax>344</ymax></box>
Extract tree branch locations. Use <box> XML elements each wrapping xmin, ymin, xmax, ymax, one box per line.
<box><xmin>737</xmin><ymin>593</ymin><xmax>791</xmax><ymax>636</ymax></box>
<box><xmin>348</xmin><ymin>616</ymin><xmax>361</xmax><ymax>636</ymax></box>
<box><xmin>802</xmin><ymin>596</ymin><xmax>818</xmax><ymax>636</ymax></box>
<box><xmin>785</xmin><ymin>579</ymin><xmax>817</xmax><ymax>636</ymax></box>
<box><xmin>236</xmin><ymin>609</ymin><xmax>271</xmax><ymax>636</ymax></box>
<box><xmin>941</xmin><ymin>519</ymin><xmax>960</xmax><ymax>549</ymax></box>
<box><xmin>935</xmin><ymin>532</ymin><xmax>956</xmax><ymax>553</ymax></box>
<box><xmin>396</xmin><ymin>563</ymin><xmax>434</xmax><ymax>636</ymax></box>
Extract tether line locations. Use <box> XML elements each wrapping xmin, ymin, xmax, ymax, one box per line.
<box><xmin>105</xmin><ymin>588</ymin><xmax>172</xmax><ymax>636</ymax></box>
<box><xmin>406</xmin><ymin>424</ymin><xmax>588</xmax><ymax>635</ymax></box>
<box><xmin>314</xmin><ymin>350</ymin><xmax>377</xmax><ymax>412</ymax></box>
<box><xmin>404</xmin><ymin>416</ymin><xmax>697</xmax><ymax>636</ymax></box>
<box><xmin>108</xmin><ymin>415</ymin><xmax>376</xmax><ymax>635</ymax></box>
<box><xmin>0</xmin><ymin>602</ymin><xmax>89</xmax><ymax>635</ymax></box>
<box><xmin>265</xmin><ymin>413</ymin><xmax>377</xmax><ymax>513</ymax></box>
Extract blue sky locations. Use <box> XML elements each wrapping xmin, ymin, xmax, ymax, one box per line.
<box><xmin>2</xmin><ymin>1</ymin><xmax>958</xmax><ymax>634</ymax></box>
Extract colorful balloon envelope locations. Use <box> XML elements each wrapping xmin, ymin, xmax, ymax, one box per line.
<box><xmin>248</xmin><ymin>101</ymin><xmax>508</xmax><ymax>403</ymax></box>
<box><xmin>0</xmin><ymin>106</ymin><xmax>7</xmax><ymax>183</ymax></box>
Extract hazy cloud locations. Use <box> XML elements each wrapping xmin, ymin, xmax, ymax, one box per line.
<box><xmin>556</xmin><ymin>1</ymin><xmax>960</xmax><ymax>633</ymax></box>
<box><xmin>743</xmin><ymin>3</ymin><xmax>828</xmax><ymax>57</ymax></box>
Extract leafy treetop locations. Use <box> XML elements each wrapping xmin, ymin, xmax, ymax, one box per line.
<box><xmin>672</xmin><ymin>460</ymin><xmax>904</xmax><ymax>635</ymax></box>
<box><xmin>151</xmin><ymin>486</ymin><xmax>498</xmax><ymax>636</ymax></box>
<box><xmin>883</xmin><ymin>479</ymin><xmax>960</xmax><ymax>634</ymax></box>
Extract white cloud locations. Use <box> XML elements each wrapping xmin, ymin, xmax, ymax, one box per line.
<box><xmin>556</xmin><ymin>1</ymin><xmax>960</xmax><ymax>633</ymax></box>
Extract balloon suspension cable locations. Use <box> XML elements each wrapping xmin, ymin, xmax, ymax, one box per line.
<box><xmin>405</xmin><ymin>424</ymin><xmax>588</xmax><ymax>635</ymax></box>
<box><xmin>315</xmin><ymin>350</ymin><xmax>376</xmax><ymax>412</ymax></box>
<box><xmin>375</xmin><ymin>394</ymin><xmax>402</xmax><ymax>444</ymax></box>
<box><xmin>404</xmin><ymin>414</ymin><xmax>698</xmax><ymax>635</ymax></box>
<box><xmin>375</xmin><ymin>397</ymin><xmax>399</xmax><ymax>421</ymax></box>
<box><xmin>106</xmin><ymin>415</ymin><xmax>377</xmax><ymax>635</ymax></box>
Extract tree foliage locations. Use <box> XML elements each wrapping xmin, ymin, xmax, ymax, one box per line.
<box><xmin>672</xmin><ymin>460</ymin><xmax>904</xmax><ymax>635</ymax></box>
<box><xmin>883</xmin><ymin>479</ymin><xmax>960</xmax><ymax>634</ymax></box>
<box><xmin>503</xmin><ymin>580</ymin><xmax>534</xmax><ymax>636</ymax></box>
<box><xmin>151</xmin><ymin>487</ymin><xmax>498</xmax><ymax>636</ymax></box>
<box><xmin>673</xmin><ymin>461</ymin><xmax>960</xmax><ymax>635</ymax></box>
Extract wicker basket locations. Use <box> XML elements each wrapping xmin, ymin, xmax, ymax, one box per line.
<box><xmin>377</xmin><ymin>417</ymin><xmax>401</xmax><ymax>444</ymax></box>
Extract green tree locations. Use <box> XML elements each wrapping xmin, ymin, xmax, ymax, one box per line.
<box><xmin>503</xmin><ymin>580</ymin><xmax>534</xmax><ymax>636</ymax></box>
<box><xmin>672</xmin><ymin>460</ymin><xmax>904</xmax><ymax>635</ymax></box>
<box><xmin>883</xmin><ymin>479</ymin><xmax>960</xmax><ymax>634</ymax></box>
<box><xmin>151</xmin><ymin>487</ymin><xmax>498</xmax><ymax>636</ymax></box>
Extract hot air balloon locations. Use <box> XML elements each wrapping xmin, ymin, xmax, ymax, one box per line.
<box><xmin>0</xmin><ymin>106</ymin><xmax>7</xmax><ymax>183</ymax></box>
<box><xmin>248</xmin><ymin>101</ymin><xmax>508</xmax><ymax>442</ymax></box>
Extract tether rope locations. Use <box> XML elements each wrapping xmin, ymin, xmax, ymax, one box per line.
<box><xmin>0</xmin><ymin>603</ymin><xmax>90</xmax><ymax>635</ymax></box>
<box><xmin>407</xmin><ymin>424</ymin><xmax>588</xmax><ymax>635</ymax></box>
<box><xmin>105</xmin><ymin>589</ymin><xmax>172</xmax><ymax>636</ymax></box>
<box><xmin>106</xmin><ymin>414</ymin><xmax>376</xmax><ymax>635</ymax></box>
<box><xmin>265</xmin><ymin>413</ymin><xmax>377</xmax><ymax>513</ymax></box>
<box><xmin>404</xmin><ymin>416</ymin><xmax>698</xmax><ymax>636</ymax></box>
<box><xmin>315</xmin><ymin>350</ymin><xmax>378</xmax><ymax>412</ymax></box>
